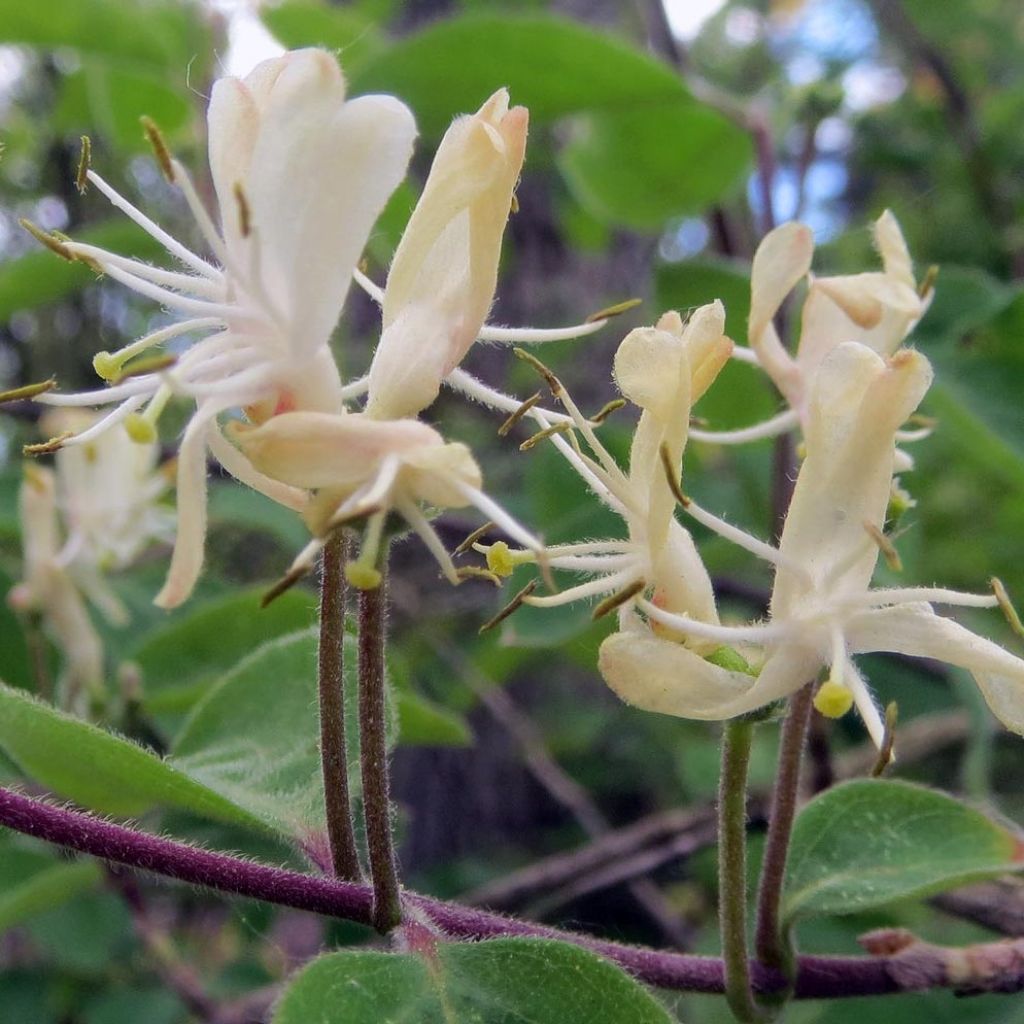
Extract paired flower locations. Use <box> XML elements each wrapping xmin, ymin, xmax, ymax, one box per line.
<box><xmin>25</xmin><ymin>49</ymin><xmax>417</xmax><ymax>607</ymax></box>
<box><xmin>599</xmin><ymin>341</ymin><xmax>1024</xmax><ymax>745</ymax></box>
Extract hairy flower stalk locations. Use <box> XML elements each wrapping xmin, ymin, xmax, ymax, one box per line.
<box><xmin>598</xmin><ymin>341</ymin><xmax>1024</xmax><ymax>746</ymax></box>
<box><xmin>23</xmin><ymin>49</ymin><xmax>417</xmax><ymax>607</ymax></box>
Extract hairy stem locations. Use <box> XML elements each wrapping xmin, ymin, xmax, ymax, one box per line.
<box><xmin>2</xmin><ymin>784</ymin><xmax>1015</xmax><ymax>1000</ymax></box>
<box><xmin>719</xmin><ymin>718</ymin><xmax>764</xmax><ymax>1022</ymax></box>
<box><xmin>318</xmin><ymin>533</ymin><xmax>361</xmax><ymax>881</ymax></box>
<box><xmin>358</xmin><ymin>562</ymin><xmax>401</xmax><ymax>932</ymax></box>
<box><xmin>755</xmin><ymin>683</ymin><xmax>814</xmax><ymax>979</ymax></box>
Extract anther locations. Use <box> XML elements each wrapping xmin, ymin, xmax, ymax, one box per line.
<box><xmin>454</xmin><ymin>522</ymin><xmax>495</xmax><ymax>556</ymax></box>
<box><xmin>585</xmin><ymin>298</ymin><xmax>642</xmax><ymax>324</ymax></box>
<box><xmin>871</xmin><ymin>702</ymin><xmax>898</xmax><ymax>776</ymax></box>
<box><xmin>991</xmin><ymin>577</ymin><xmax>1024</xmax><ymax>639</ymax></box>
<box><xmin>455</xmin><ymin>566</ymin><xmax>502</xmax><ymax>587</ymax></box>
<box><xmin>658</xmin><ymin>442</ymin><xmax>690</xmax><ymax>507</ymax></box>
<box><xmin>498</xmin><ymin>392</ymin><xmax>542</xmax><ymax>436</ymax></box>
<box><xmin>513</xmin><ymin>347</ymin><xmax>563</xmax><ymax>396</ymax></box>
<box><xmin>233</xmin><ymin>181</ymin><xmax>251</xmax><ymax>238</ymax></box>
<box><xmin>864</xmin><ymin>521</ymin><xmax>902</xmax><ymax>573</ymax></box>
<box><xmin>590</xmin><ymin>398</ymin><xmax>626</xmax><ymax>425</ymax></box>
<box><xmin>520</xmin><ymin>421</ymin><xmax>571</xmax><ymax>451</ymax></box>
<box><xmin>261</xmin><ymin>564</ymin><xmax>311</xmax><ymax>607</ymax></box>
<box><xmin>479</xmin><ymin>579</ymin><xmax>539</xmax><ymax>634</ymax></box>
<box><xmin>918</xmin><ymin>265</ymin><xmax>939</xmax><ymax>298</ymax></box>
<box><xmin>23</xmin><ymin>432</ymin><xmax>75</xmax><ymax>456</ymax></box>
<box><xmin>20</xmin><ymin>219</ymin><xmax>75</xmax><ymax>261</ymax></box>
<box><xmin>509</xmin><ymin>192</ymin><xmax>520</xmax><ymax>215</ymax></box>
<box><xmin>813</xmin><ymin>679</ymin><xmax>854</xmax><ymax>719</ymax></box>
<box><xmin>0</xmin><ymin>379</ymin><xmax>56</xmax><ymax>404</ymax></box>
<box><xmin>118</xmin><ymin>353</ymin><xmax>177</xmax><ymax>381</ymax></box>
<box><xmin>76</xmin><ymin>136</ymin><xmax>91</xmax><ymax>194</ymax></box>
<box><xmin>140</xmin><ymin>116</ymin><xmax>175</xmax><ymax>182</ymax></box>
<box><xmin>592</xmin><ymin>579</ymin><xmax>645</xmax><ymax>620</ymax></box>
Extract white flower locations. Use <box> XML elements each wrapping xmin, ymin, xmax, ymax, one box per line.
<box><xmin>600</xmin><ymin>341</ymin><xmax>1024</xmax><ymax>746</ymax></box>
<box><xmin>691</xmin><ymin>211</ymin><xmax>934</xmax><ymax>447</ymax></box>
<box><xmin>478</xmin><ymin>305</ymin><xmax>766</xmax><ymax>641</ymax></box>
<box><xmin>25</xmin><ymin>49</ymin><xmax>417</xmax><ymax>607</ymax></box>
<box><xmin>228</xmin><ymin>410</ymin><xmax>542</xmax><ymax>590</ymax></box>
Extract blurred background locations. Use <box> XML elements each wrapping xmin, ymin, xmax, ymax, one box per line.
<box><xmin>2</xmin><ymin>1</ymin><xmax>1024</xmax><ymax>1021</ymax></box>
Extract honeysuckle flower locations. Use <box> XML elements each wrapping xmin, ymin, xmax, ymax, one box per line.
<box><xmin>349</xmin><ymin>90</ymin><xmax>626</xmax><ymax>424</ymax></box>
<box><xmin>599</xmin><ymin>341</ymin><xmax>1024</xmax><ymax>746</ymax></box>
<box><xmin>691</xmin><ymin>211</ymin><xmax>934</xmax><ymax>447</ymax></box>
<box><xmin>24</xmin><ymin>49</ymin><xmax>417</xmax><ymax>607</ymax></box>
<box><xmin>228</xmin><ymin>410</ymin><xmax>542</xmax><ymax>590</ymax></box>
<box><xmin>8</xmin><ymin>467</ymin><xmax>104</xmax><ymax>705</ymax></box>
<box><xmin>477</xmin><ymin>305</ymin><xmax>784</xmax><ymax>639</ymax></box>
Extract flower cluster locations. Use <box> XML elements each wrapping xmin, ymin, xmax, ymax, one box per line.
<box><xmin>17</xmin><ymin>48</ymin><xmax>1024</xmax><ymax>746</ymax></box>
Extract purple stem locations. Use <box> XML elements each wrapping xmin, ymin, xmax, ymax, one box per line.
<box><xmin>0</xmin><ymin>785</ymin><xmax>900</xmax><ymax>999</ymax></box>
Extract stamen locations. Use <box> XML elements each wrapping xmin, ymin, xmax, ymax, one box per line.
<box><xmin>592</xmin><ymin>579</ymin><xmax>646</xmax><ymax>620</ymax></box>
<box><xmin>23</xmin><ymin>432</ymin><xmax>74</xmax><ymax>456</ymax></box>
<box><xmin>864</xmin><ymin>521</ymin><xmax>902</xmax><ymax>573</ymax></box>
<box><xmin>870</xmin><ymin>702</ymin><xmax>898</xmax><ymax>776</ymax></box>
<box><xmin>233</xmin><ymin>181</ymin><xmax>251</xmax><ymax>238</ymax></box>
<box><xmin>520</xmin><ymin>421</ymin><xmax>572</xmax><ymax>451</ymax></box>
<box><xmin>76</xmin><ymin>136</ymin><xmax>91</xmax><ymax>194</ymax></box>
<box><xmin>590</xmin><ymin>398</ymin><xmax>626</xmax><ymax>424</ymax></box>
<box><xmin>454</xmin><ymin>522</ymin><xmax>495</xmax><ymax>556</ymax></box>
<box><xmin>658</xmin><ymin>442</ymin><xmax>689</xmax><ymax>507</ymax></box>
<box><xmin>479</xmin><ymin>579</ymin><xmax>539</xmax><ymax>634</ymax></box>
<box><xmin>20</xmin><ymin>219</ymin><xmax>75</xmax><ymax>261</ymax></box>
<box><xmin>992</xmin><ymin>577</ymin><xmax>1024</xmax><ymax>639</ymax></box>
<box><xmin>689</xmin><ymin>409</ymin><xmax>800</xmax><ymax>446</ymax></box>
<box><xmin>509</xmin><ymin>192</ymin><xmax>519</xmax><ymax>215</ymax></box>
<box><xmin>261</xmin><ymin>562</ymin><xmax>313</xmax><ymax>607</ymax></box>
<box><xmin>585</xmin><ymin>298</ymin><xmax>641</xmax><ymax>323</ymax></box>
<box><xmin>498</xmin><ymin>391</ymin><xmax>542</xmax><ymax>436</ymax></box>
<box><xmin>92</xmin><ymin>317</ymin><xmax>221</xmax><ymax>382</ymax></box>
<box><xmin>352</xmin><ymin>266</ymin><xmax>384</xmax><ymax>304</ymax></box>
<box><xmin>0</xmin><ymin>379</ymin><xmax>56</xmax><ymax>403</ymax></box>
<box><xmin>513</xmin><ymin>347</ymin><xmax>562</xmax><ymax>395</ymax></box>
<box><xmin>118</xmin><ymin>353</ymin><xmax>177</xmax><ymax>381</ymax></box>
<box><xmin>918</xmin><ymin>265</ymin><xmax>939</xmax><ymax>298</ymax></box>
<box><xmin>141</xmin><ymin>116</ymin><xmax>174</xmax><ymax>182</ymax></box>
<box><xmin>455</xmin><ymin>566</ymin><xmax>502</xmax><ymax>587</ymax></box>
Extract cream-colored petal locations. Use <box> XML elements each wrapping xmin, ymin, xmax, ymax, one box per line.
<box><xmin>613</xmin><ymin>324</ymin><xmax>685</xmax><ymax>419</ymax></box>
<box><xmin>873</xmin><ymin>209</ymin><xmax>914</xmax><ymax>288</ymax></box>
<box><xmin>848</xmin><ymin>603</ymin><xmax>1024</xmax><ymax>735</ymax></box>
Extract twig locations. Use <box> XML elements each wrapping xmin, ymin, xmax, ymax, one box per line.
<box><xmin>754</xmin><ymin>683</ymin><xmax>814</xmax><ymax>981</ymax></box>
<box><xmin>719</xmin><ymin>718</ymin><xmax>764</xmax><ymax>1022</ymax></box>
<box><xmin>318</xmin><ymin>533</ymin><xmax>361</xmax><ymax>881</ymax></box>
<box><xmin>932</xmin><ymin>882</ymin><xmax>1024</xmax><ymax>938</ymax></box>
<box><xmin>358</xmin><ymin>566</ymin><xmax>401</xmax><ymax>932</ymax></box>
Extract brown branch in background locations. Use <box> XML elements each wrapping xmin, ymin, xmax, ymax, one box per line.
<box><xmin>441</xmin><ymin>645</ymin><xmax>692</xmax><ymax>946</ymax></box>
<box><xmin>867</xmin><ymin>0</ymin><xmax>1024</xmax><ymax>277</ymax></box>
<box><xmin>932</xmin><ymin>881</ymin><xmax>1024</xmax><ymax>938</ymax></box>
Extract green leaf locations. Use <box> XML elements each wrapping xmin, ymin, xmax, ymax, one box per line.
<box><xmin>0</xmin><ymin>845</ymin><xmax>101</xmax><ymax>933</ymax></box>
<box><xmin>206</xmin><ymin>481</ymin><xmax>312</xmax><ymax>553</ymax></box>
<box><xmin>396</xmin><ymin>690</ymin><xmax>472</xmax><ymax>747</ymax></box>
<box><xmin>170</xmin><ymin>630</ymin><xmax>328</xmax><ymax>834</ymax></box>
<box><xmin>0</xmin><ymin>0</ymin><xmax>208</xmax><ymax>72</ymax></box>
<box><xmin>0</xmin><ymin>681</ymin><xmax>263</xmax><ymax>827</ymax></box>
<box><xmin>261</xmin><ymin>2</ymin><xmax>385</xmax><ymax>77</ymax></box>
<box><xmin>0</xmin><ymin>220</ymin><xmax>164</xmax><ymax>321</ymax></box>
<box><xmin>559</xmin><ymin>103</ymin><xmax>753</xmax><ymax>230</ymax></box>
<box><xmin>784</xmin><ymin>779</ymin><xmax>1024</xmax><ymax>922</ymax></box>
<box><xmin>273</xmin><ymin>937</ymin><xmax>674</xmax><ymax>1023</ymax></box>
<box><xmin>350</xmin><ymin>13</ymin><xmax>686</xmax><ymax>136</ymax></box>
<box><xmin>130</xmin><ymin>589</ymin><xmax>316</xmax><ymax>714</ymax></box>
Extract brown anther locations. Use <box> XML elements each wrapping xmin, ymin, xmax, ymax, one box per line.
<box><xmin>864</xmin><ymin>521</ymin><xmax>903</xmax><ymax>573</ymax></box>
<box><xmin>871</xmin><ymin>701</ymin><xmax>898</xmax><ymax>777</ymax></box>
<box><xmin>454</xmin><ymin>521</ymin><xmax>495</xmax><ymax>556</ymax></box>
<box><xmin>918</xmin><ymin>264</ymin><xmax>939</xmax><ymax>298</ymax></box>
<box><xmin>327</xmin><ymin>502</ymin><xmax>383</xmax><ymax>531</ymax></box>
<box><xmin>585</xmin><ymin>298</ymin><xmax>642</xmax><ymax>324</ymax></box>
<box><xmin>592</xmin><ymin>579</ymin><xmax>646</xmax><ymax>620</ymax></box>
<box><xmin>908</xmin><ymin>413</ymin><xmax>938</xmax><ymax>429</ymax></box>
<box><xmin>992</xmin><ymin>577</ymin><xmax>1024</xmax><ymax>639</ymax></box>
<box><xmin>455</xmin><ymin>566</ymin><xmax>502</xmax><ymax>587</ymax></box>
<box><xmin>233</xmin><ymin>181</ymin><xmax>251</xmax><ymax>238</ymax></box>
<box><xmin>23</xmin><ymin>432</ymin><xmax>74</xmax><ymax>456</ymax></box>
<box><xmin>688</xmin><ymin>414</ymin><xmax>709</xmax><ymax>428</ymax></box>
<box><xmin>509</xmin><ymin>192</ymin><xmax>519</xmax><ymax>215</ymax></box>
<box><xmin>261</xmin><ymin>564</ymin><xmax>311</xmax><ymax>608</ymax></box>
<box><xmin>20</xmin><ymin>219</ymin><xmax>75</xmax><ymax>261</ymax></box>
<box><xmin>519</xmin><ymin>421</ymin><xmax>571</xmax><ymax>452</ymax></box>
<box><xmin>513</xmin><ymin>347</ymin><xmax>563</xmax><ymax>396</ymax></box>
<box><xmin>658</xmin><ymin>442</ymin><xmax>690</xmax><ymax>508</ymax></box>
<box><xmin>118</xmin><ymin>353</ymin><xmax>177</xmax><ymax>381</ymax></box>
<box><xmin>498</xmin><ymin>392</ymin><xmax>542</xmax><ymax>437</ymax></box>
<box><xmin>590</xmin><ymin>398</ymin><xmax>626</xmax><ymax>425</ymax></box>
<box><xmin>140</xmin><ymin>116</ymin><xmax>174</xmax><ymax>182</ymax></box>
<box><xmin>75</xmin><ymin>136</ymin><xmax>91</xmax><ymax>194</ymax></box>
<box><xmin>0</xmin><ymin>378</ymin><xmax>56</xmax><ymax>404</ymax></box>
<box><xmin>478</xmin><ymin>579</ymin><xmax>539</xmax><ymax>634</ymax></box>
